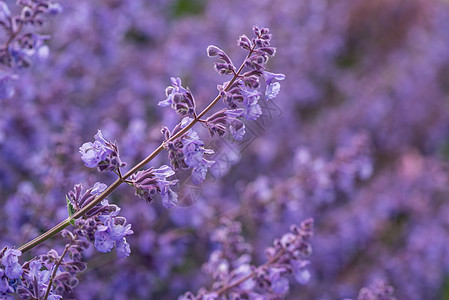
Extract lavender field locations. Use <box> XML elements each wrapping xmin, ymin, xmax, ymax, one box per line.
<box><xmin>1</xmin><ymin>0</ymin><xmax>449</xmax><ymax>299</ymax></box>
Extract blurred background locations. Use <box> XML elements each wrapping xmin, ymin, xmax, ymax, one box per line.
<box><xmin>1</xmin><ymin>0</ymin><xmax>449</xmax><ymax>299</ymax></box>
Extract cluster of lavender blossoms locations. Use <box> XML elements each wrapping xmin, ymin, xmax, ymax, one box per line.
<box><xmin>159</xmin><ymin>26</ymin><xmax>285</xmax><ymax>186</ymax></box>
<box><xmin>4</xmin><ymin>0</ymin><xmax>443</xmax><ymax>298</ymax></box>
<box><xmin>0</xmin><ymin>0</ymin><xmax>61</xmax><ymax>98</ymax></box>
<box><xmin>79</xmin><ymin>130</ymin><xmax>126</xmax><ymax>173</ymax></box>
<box><xmin>130</xmin><ymin>165</ymin><xmax>179</xmax><ymax>208</ymax></box>
<box><xmin>67</xmin><ymin>183</ymin><xmax>133</xmax><ymax>258</ymax></box>
<box><xmin>180</xmin><ymin>218</ymin><xmax>313</xmax><ymax>299</ymax></box>
<box><xmin>0</xmin><ymin>247</ymin><xmax>22</xmax><ymax>297</ymax></box>
<box><xmin>17</xmin><ymin>230</ymin><xmax>88</xmax><ymax>299</ymax></box>
<box><xmin>0</xmin><ymin>22</ymin><xmax>307</xmax><ymax>299</ymax></box>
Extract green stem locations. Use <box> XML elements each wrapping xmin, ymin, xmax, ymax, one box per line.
<box><xmin>18</xmin><ymin>45</ymin><xmax>255</xmax><ymax>254</ymax></box>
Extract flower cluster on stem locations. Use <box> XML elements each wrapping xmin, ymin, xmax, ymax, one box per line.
<box><xmin>158</xmin><ymin>26</ymin><xmax>286</xmax><ymax>186</ymax></box>
<box><xmin>79</xmin><ymin>130</ymin><xmax>126</xmax><ymax>174</ymax></box>
<box><xmin>0</xmin><ymin>0</ymin><xmax>61</xmax><ymax>98</ymax></box>
<box><xmin>8</xmin><ymin>26</ymin><xmax>288</xmax><ymax>299</ymax></box>
<box><xmin>179</xmin><ymin>218</ymin><xmax>314</xmax><ymax>299</ymax></box>
<box><xmin>0</xmin><ymin>0</ymin><xmax>61</xmax><ymax>69</ymax></box>
<box><xmin>0</xmin><ymin>247</ymin><xmax>22</xmax><ymax>299</ymax></box>
<box><xmin>17</xmin><ymin>230</ymin><xmax>88</xmax><ymax>300</ymax></box>
<box><xmin>67</xmin><ymin>183</ymin><xmax>133</xmax><ymax>258</ymax></box>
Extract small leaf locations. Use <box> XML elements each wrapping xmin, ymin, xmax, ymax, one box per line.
<box><xmin>66</xmin><ymin>195</ymin><xmax>76</xmax><ymax>225</ymax></box>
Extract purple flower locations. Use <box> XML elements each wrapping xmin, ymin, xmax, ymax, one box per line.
<box><xmin>116</xmin><ymin>238</ymin><xmax>131</xmax><ymax>258</ymax></box>
<box><xmin>131</xmin><ymin>165</ymin><xmax>179</xmax><ymax>207</ymax></box>
<box><xmin>0</xmin><ymin>74</ymin><xmax>17</xmax><ymax>100</ymax></box>
<box><xmin>94</xmin><ymin>213</ymin><xmax>133</xmax><ymax>256</ymax></box>
<box><xmin>357</xmin><ymin>281</ymin><xmax>397</xmax><ymax>300</ymax></box>
<box><xmin>79</xmin><ymin>130</ymin><xmax>126</xmax><ymax>171</ymax></box>
<box><xmin>94</xmin><ymin>226</ymin><xmax>114</xmax><ymax>253</ymax></box>
<box><xmin>182</xmin><ymin>130</ymin><xmax>215</xmax><ymax>184</ymax></box>
<box><xmin>79</xmin><ymin>131</ymin><xmax>111</xmax><ymax>168</ymax></box>
<box><xmin>154</xmin><ymin>165</ymin><xmax>178</xmax><ymax>208</ymax></box>
<box><xmin>207</xmin><ymin>45</ymin><xmax>236</xmax><ymax>75</ymax></box>
<box><xmin>153</xmin><ymin>164</ymin><xmax>176</xmax><ymax>183</ymax></box>
<box><xmin>270</xmin><ymin>275</ymin><xmax>289</xmax><ymax>295</ymax></box>
<box><xmin>290</xmin><ymin>259</ymin><xmax>311</xmax><ymax>285</ymax></box>
<box><xmin>131</xmin><ymin>169</ymin><xmax>160</xmax><ymax>202</ymax></box>
<box><xmin>28</xmin><ymin>260</ymin><xmax>51</xmax><ymax>294</ymax></box>
<box><xmin>161</xmin><ymin>188</ymin><xmax>179</xmax><ymax>208</ymax></box>
<box><xmin>159</xmin><ymin>77</ymin><xmax>196</xmax><ymax>116</ymax></box>
<box><xmin>159</xmin><ymin>77</ymin><xmax>187</xmax><ymax>106</ymax></box>
<box><xmin>230</xmin><ymin>120</ymin><xmax>246</xmax><ymax>141</ymax></box>
<box><xmin>0</xmin><ymin>272</ymin><xmax>13</xmax><ymax>297</ymax></box>
<box><xmin>262</xmin><ymin>71</ymin><xmax>285</xmax><ymax>100</ymax></box>
<box><xmin>191</xmin><ymin>160</ymin><xmax>215</xmax><ymax>185</ymax></box>
<box><xmin>19</xmin><ymin>233</ymin><xmax>87</xmax><ymax>300</ymax></box>
<box><xmin>106</xmin><ymin>218</ymin><xmax>134</xmax><ymax>241</ymax></box>
<box><xmin>79</xmin><ymin>141</ymin><xmax>106</xmax><ymax>168</ymax></box>
<box><xmin>262</xmin><ymin>71</ymin><xmax>286</xmax><ymax>85</ymax></box>
<box><xmin>243</xmin><ymin>98</ymin><xmax>262</xmax><ymax>120</ymax></box>
<box><xmin>266</xmin><ymin>82</ymin><xmax>281</xmax><ymax>100</ymax></box>
<box><xmin>67</xmin><ymin>185</ymin><xmax>134</xmax><ymax>259</ymax></box>
<box><xmin>203</xmin><ymin>250</ymin><xmax>230</xmax><ymax>280</ymax></box>
<box><xmin>91</xmin><ymin>182</ymin><xmax>107</xmax><ymax>195</ymax></box>
<box><xmin>204</xmin><ymin>109</ymin><xmax>244</xmax><ymax>137</ymax></box>
<box><xmin>47</xmin><ymin>3</ymin><xmax>63</xmax><ymax>15</ymax></box>
<box><xmin>240</xmin><ymin>88</ymin><xmax>260</xmax><ymax>100</ymax></box>
<box><xmin>225</xmin><ymin>109</ymin><xmax>244</xmax><ymax>118</ymax></box>
<box><xmin>1</xmin><ymin>248</ymin><xmax>22</xmax><ymax>279</ymax></box>
<box><xmin>240</xmin><ymin>88</ymin><xmax>262</xmax><ymax>120</ymax></box>
<box><xmin>183</xmin><ymin>135</ymin><xmax>211</xmax><ymax>168</ymax></box>
<box><xmin>231</xmin><ymin>264</ymin><xmax>255</xmax><ymax>290</ymax></box>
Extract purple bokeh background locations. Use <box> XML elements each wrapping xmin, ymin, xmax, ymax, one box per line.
<box><xmin>1</xmin><ymin>0</ymin><xmax>449</xmax><ymax>299</ymax></box>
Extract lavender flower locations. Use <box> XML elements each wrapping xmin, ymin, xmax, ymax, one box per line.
<box><xmin>0</xmin><ymin>247</ymin><xmax>22</xmax><ymax>300</ymax></box>
<box><xmin>90</xmin><ymin>182</ymin><xmax>107</xmax><ymax>195</ymax></box>
<box><xmin>209</xmin><ymin>26</ymin><xmax>285</xmax><ymax>121</ymax></box>
<box><xmin>182</xmin><ymin>128</ymin><xmax>215</xmax><ymax>185</ymax></box>
<box><xmin>18</xmin><ymin>260</ymin><xmax>51</xmax><ymax>299</ymax></box>
<box><xmin>29</xmin><ymin>261</ymin><xmax>57</xmax><ymax>298</ymax></box>
<box><xmin>79</xmin><ymin>141</ymin><xmax>110</xmax><ymax>169</ymax></box>
<box><xmin>93</xmin><ymin>226</ymin><xmax>115</xmax><ymax>253</ymax></box>
<box><xmin>0</xmin><ymin>0</ymin><xmax>62</xmax><ymax>70</ymax></box>
<box><xmin>130</xmin><ymin>165</ymin><xmax>179</xmax><ymax>207</ymax></box>
<box><xmin>162</xmin><ymin>118</ymin><xmax>215</xmax><ymax>185</ymax></box>
<box><xmin>1</xmin><ymin>248</ymin><xmax>22</xmax><ymax>279</ymax></box>
<box><xmin>206</xmin><ymin>45</ymin><xmax>236</xmax><ymax>75</ymax></box>
<box><xmin>79</xmin><ymin>130</ymin><xmax>126</xmax><ymax>172</ymax></box>
<box><xmin>159</xmin><ymin>77</ymin><xmax>196</xmax><ymax>117</ymax></box>
<box><xmin>67</xmin><ymin>183</ymin><xmax>134</xmax><ymax>258</ymax></box>
<box><xmin>262</xmin><ymin>71</ymin><xmax>286</xmax><ymax>100</ymax></box>
<box><xmin>93</xmin><ymin>207</ymin><xmax>133</xmax><ymax>257</ymax></box>
<box><xmin>241</xmin><ymin>88</ymin><xmax>262</xmax><ymax>120</ymax></box>
<box><xmin>203</xmin><ymin>109</ymin><xmax>243</xmax><ymax>138</ymax></box>
<box><xmin>180</xmin><ymin>218</ymin><xmax>314</xmax><ymax>299</ymax></box>
<box><xmin>0</xmin><ymin>73</ymin><xmax>17</xmax><ymax>99</ymax></box>
<box><xmin>350</xmin><ymin>281</ymin><xmax>397</xmax><ymax>300</ymax></box>
<box><xmin>229</xmin><ymin>120</ymin><xmax>245</xmax><ymax>140</ymax></box>
<box><xmin>18</xmin><ymin>230</ymin><xmax>88</xmax><ymax>299</ymax></box>
<box><xmin>94</xmin><ymin>219</ymin><xmax>132</xmax><ymax>258</ymax></box>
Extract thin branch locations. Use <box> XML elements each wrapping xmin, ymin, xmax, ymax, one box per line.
<box><xmin>18</xmin><ymin>44</ymin><xmax>256</xmax><ymax>254</ymax></box>
<box><xmin>42</xmin><ymin>236</ymin><xmax>75</xmax><ymax>300</ymax></box>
